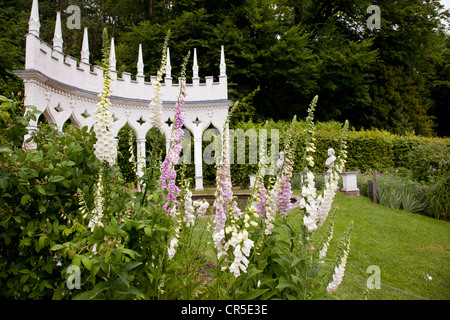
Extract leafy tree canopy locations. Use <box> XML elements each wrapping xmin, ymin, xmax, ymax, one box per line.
<box><xmin>1</xmin><ymin>0</ymin><xmax>449</xmax><ymax>136</ymax></box>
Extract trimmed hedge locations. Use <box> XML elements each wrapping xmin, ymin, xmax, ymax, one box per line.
<box><xmin>228</xmin><ymin>120</ymin><xmax>450</xmax><ymax>184</ymax></box>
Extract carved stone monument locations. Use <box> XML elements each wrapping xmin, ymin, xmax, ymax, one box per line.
<box><xmin>323</xmin><ymin>147</ymin><xmax>359</xmax><ymax>196</ymax></box>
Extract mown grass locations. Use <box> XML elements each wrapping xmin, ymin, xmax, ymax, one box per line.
<box><xmin>324</xmin><ymin>194</ymin><xmax>449</xmax><ymax>300</ymax></box>
<box><xmin>192</xmin><ymin>189</ymin><xmax>450</xmax><ymax>300</ymax></box>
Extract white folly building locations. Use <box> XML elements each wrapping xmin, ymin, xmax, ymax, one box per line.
<box><xmin>15</xmin><ymin>0</ymin><xmax>232</xmax><ymax>191</ymax></box>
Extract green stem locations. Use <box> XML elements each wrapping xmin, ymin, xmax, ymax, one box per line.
<box><xmin>283</xmin><ymin>216</ymin><xmax>296</xmax><ymax>252</ymax></box>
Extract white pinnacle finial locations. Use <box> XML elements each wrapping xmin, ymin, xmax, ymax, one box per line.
<box><xmin>166</xmin><ymin>47</ymin><xmax>171</xmax><ymax>78</ymax></box>
<box><xmin>220</xmin><ymin>45</ymin><xmax>226</xmax><ymax>76</ymax></box>
<box><xmin>193</xmin><ymin>48</ymin><xmax>199</xmax><ymax>78</ymax></box>
<box><xmin>52</xmin><ymin>11</ymin><xmax>63</xmax><ymax>52</ymax></box>
<box><xmin>137</xmin><ymin>44</ymin><xmax>144</xmax><ymax>76</ymax></box>
<box><xmin>80</xmin><ymin>27</ymin><xmax>90</xmax><ymax>64</ymax></box>
<box><xmin>29</xmin><ymin>0</ymin><xmax>40</xmax><ymax>37</ymax></box>
<box><xmin>110</xmin><ymin>38</ymin><xmax>116</xmax><ymax>72</ymax></box>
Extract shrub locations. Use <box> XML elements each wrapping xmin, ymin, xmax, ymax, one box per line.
<box><xmin>373</xmin><ymin>176</ymin><xmax>431</xmax><ymax>216</ymax></box>
<box><xmin>408</xmin><ymin>140</ymin><xmax>450</xmax><ymax>183</ymax></box>
<box><xmin>401</xmin><ymin>189</ymin><xmax>427</xmax><ymax>214</ymax></box>
<box><xmin>392</xmin><ymin>136</ymin><xmax>415</xmax><ymax>168</ymax></box>
<box><xmin>0</xmin><ymin>119</ymin><xmax>100</xmax><ymax>299</ymax></box>
<box><xmin>345</xmin><ymin>130</ymin><xmax>395</xmax><ymax>172</ymax></box>
<box><xmin>117</xmin><ymin>126</ymin><xmax>138</xmax><ymax>186</ymax></box>
<box><xmin>426</xmin><ymin>162</ymin><xmax>450</xmax><ymax>220</ymax></box>
<box><xmin>0</xmin><ymin>94</ymin><xmax>34</xmax><ymax>148</ymax></box>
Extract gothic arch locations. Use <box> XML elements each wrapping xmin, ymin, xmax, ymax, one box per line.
<box><xmin>14</xmin><ymin>0</ymin><xmax>232</xmax><ymax>190</ymax></box>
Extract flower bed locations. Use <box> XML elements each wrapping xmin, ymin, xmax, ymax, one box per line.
<box><xmin>0</xmin><ymin>31</ymin><xmax>354</xmax><ymax>300</ymax></box>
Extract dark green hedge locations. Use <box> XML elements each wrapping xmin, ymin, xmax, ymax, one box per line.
<box><xmin>227</xmin><ymin>120</ymin><xmax>450</xmax><ymax>185</ymax></box>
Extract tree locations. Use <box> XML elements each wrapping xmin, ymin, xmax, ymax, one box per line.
<box><xmin>365</xmin><ymin>0</ymin><xmax>449</xmax><ymax>136</ymax></box>
<box><xmin>0</xmin><ymin>1</ymin><xmax>29</xmax><ymax>97</ymax></box>
<box><xmin>2</xmin><ymin>0</ymin><xmax>449</xmax><ymax>136</ymax></box>
<box><xmin>428</xmin><ymin>33</ymin><xmax>450</xmax><ymax>137</ymax></box>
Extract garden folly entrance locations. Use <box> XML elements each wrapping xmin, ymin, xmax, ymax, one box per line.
<box><xmin>14</xmin><ymin>0</ymin><xmax>232</xmax><ymax>191</ymax></box>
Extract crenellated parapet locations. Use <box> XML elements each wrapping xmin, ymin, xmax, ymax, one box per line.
<box><xmin>21</xmin><ymin>8</ymin><xmax>228</xmax><ymax>103</ymax></box>
<box><xmin>14</xmin><ymin>0</ymin><xmax>233</xmax><ymax>191</ymax></box>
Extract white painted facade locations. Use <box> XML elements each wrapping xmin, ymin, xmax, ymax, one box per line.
<box><xmin>15</xmin><ymin>0</ymin><xmax>232</xmax><ymax>190</ymax></box>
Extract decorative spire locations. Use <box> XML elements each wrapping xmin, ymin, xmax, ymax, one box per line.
<box><xmin>29</xmin><ymin>0</ymin><xmax>40</xmax><ymax>37</ymax></box>
<box><xmin>165</xmin><ymin>47</ymin><xmax>171</xmax><ymax>78</ymax></box>
<box><xmin>52</xmin><ymin>11</ymin><xmax>63</xmax><ymax>52</ymax></box>
<box><xmin>110</xmin><ymin>38</ymin><xmax>116</xmax><ymax>72</ymax></box>
<box><xmin>193</xmin><ymin>48</ymin><xmax>199</xmax><ymax>78</ymax></box>
<box><xmin>80</xmin><ymin>27</ymin><xmax>90</xmax><ymax>64</ymax></box>
<box><xmin>137</xmin><ymin>43</ymin><xmax>144</xmax><ymax>76</ymax></box>
<box><xmin>220</xmin><ymin>45</ymin><xmax>226</xmax><ymax>77</ymax></box>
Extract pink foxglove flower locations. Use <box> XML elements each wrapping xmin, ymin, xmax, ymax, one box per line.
<box><xmin>278</xmin><ymin>180</ymin><xmax>292</xmax><ymax>217</ymax></box>
<box><xmin>160</xmin><ymin>52</ymin><xmax>190</xmax><ymax>214</ymax></box>
<box><xmin>277</xmin><ymin>151</ymin><xmax>293</xmax><ymax>217</ymax></box>
<box><xmin>149</xmin><ymin>33</ymin><xmax>170</xmax><ymax>132</ymax></box>
<box><xmin>213</xmin><ymin>118</ymin><xmax>240</xmax><ymax>232</ymax></box>
<box><xmin>212</xmin><ymin>104</ymin><xmax>257</xmax><ymax>277</ymax></box>
<box><xmin>252</xmin><ymin>145</ymin><xmax>268</xmax><ymax>219</ymax></box>
<box><xmin>254</xmin><ymin>178</ymin><xmax>267</xmax><ymax>219</ymax></box>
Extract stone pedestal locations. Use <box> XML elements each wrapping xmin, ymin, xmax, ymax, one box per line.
<box><xmin>248</xmin><ymin>174</ymin><xmax>256</xmax><ymax>189</ymax></box>
<box><xmin>341</xmin><ymin>171</ymin><xmax>360</xmax><ymax>196</ymax></box>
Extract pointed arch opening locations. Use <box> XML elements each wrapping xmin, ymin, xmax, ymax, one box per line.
<box><xmin>145</xmin><ymin>126</ymin><xmax>166</xmax><ymax>180</ymax></box>
<box><xmin>202</xmin><ymin>123</ymin><xmax>221</xmax><ymax>187</ymax></box>
<box><xmin>117</xmin><ymin>124</ymin><xmax>138</xmax><ymax>187</ymax></box>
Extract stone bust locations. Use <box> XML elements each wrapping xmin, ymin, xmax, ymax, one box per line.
<box><xmin>325</xmin><ymin>148</ymin><xmax>336</xmax><ymax>172</ymax></box>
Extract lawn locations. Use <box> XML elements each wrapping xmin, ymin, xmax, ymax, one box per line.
<box><xmin>323</xmin><ymin>193</ymin><xmax>450</xmax><ymax>300</ymax></box>
<box><xmin>194</xmin><ymin>189</ymin><xmax>450</xmax><ymax>300</ymax></box>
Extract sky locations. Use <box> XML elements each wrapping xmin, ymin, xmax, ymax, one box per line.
<box><xmin>441</xmin><ymin>0</ymin><xmax>450</xmax><ymax>9</ymax></box>
<box><xmin>440</xmin><ymin>0</ymin><xmax>450</xmax><ymax>29</ymax></box>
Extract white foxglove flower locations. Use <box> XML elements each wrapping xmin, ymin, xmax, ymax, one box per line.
<box><xmin>197</xmin><ymin>200</ymin><xmax>210</xmax><ymax>215</ymax></box>
<box><xmin>168</xmin><ymin>237</ymin><xmax>179</xmax><ymax>260</ymax></box>
<box><xmin>149</xmin><ymin>32</ymin><xmax>170</xmax><ymax>132</ymax></box>
<box><xmin>229</xmin><ymin>244</ymin><xmax>250</xmax><ymax>277</ymax></box>
<box><xmin>327</xmin><ymin>235</ymin><xmax>351</xmax><ymax>294</ymax></box>
<box><xmin>93</xmin><ymin>104</ymin><xmax>116</xmax><ymax>166</ymax></box>
<box><xmin>319</xmin><ymin>228</ymin><xmax>333</xmax><ymax>262</ymax></box>
<box><xmin>241</xmin><ymin>238</ymin><xmax>254</xmax><ymax>256</ymax></box>
<box><xmin>303</xmin><ymin>214</ymin><xmax>317</xmax><ymax>233</ymax></box>
<box><xmin>183</xmin><ymin>188</ymin><xmax>196</xmax><ymax>227</ymax></box>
